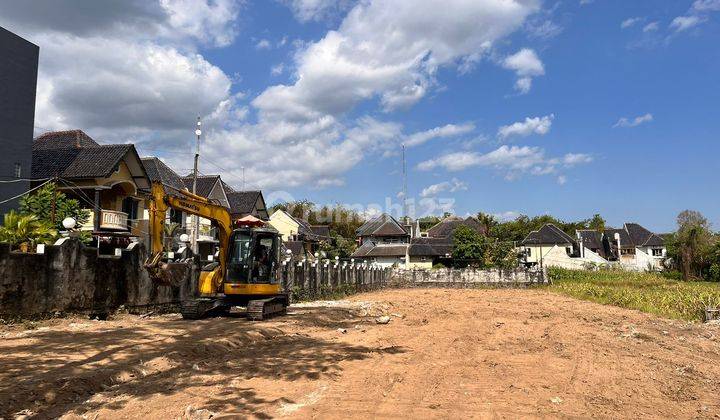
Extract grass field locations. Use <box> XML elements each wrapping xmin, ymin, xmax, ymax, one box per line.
<box><xmin>546</xmin><ymin>267</ymin><xmax>720</xmax><ymax>321</ymax></box>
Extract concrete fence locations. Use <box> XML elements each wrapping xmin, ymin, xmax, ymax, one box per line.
<box><xmin>280</xmin><ymin>260</ymin><xmax>390</xmax><ymax>300</ymax></box>
<box><xmin>0</xmin><ymin>238</ymin><xmax>193</xmax><ymax>318</ymax></box>
<box><xmin>389</xmin><ymin>267</ymin><xmax>547</xmax><ymax>288</ymax></box>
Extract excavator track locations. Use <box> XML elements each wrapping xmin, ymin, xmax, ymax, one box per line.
<box><xmin>247</xmin><ymin>297</ymin><xmax>287</xmax><ymax>321</ymax></box>
<box><xmin>181</xmin><ymin>299</ymin><xmax>216</xmax><ymax>320</ymax></box>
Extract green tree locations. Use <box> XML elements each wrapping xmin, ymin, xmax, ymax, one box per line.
<box><xmin>477</xmin><ymin>212</ymin><xmax>499</xmax><ymax>237</ymax></box>
<box><xmin>319</xmin><ymin>233</ymin><xmax>357</xmax><ymax>259</ymax></box>
<box><xmin>672</xmin><ymin>210</ymin><xmax>715</xmax><ymax>280</ymax></box>
<box><xmin>587</xmin><ymin>214</ymin><xmax>606</xmax><ymax>232</ymax></box>
<box><xmin>19</xmin><ymin>182</ymin><xmax>89</xmax><ymax>230</ymax></box>
<box><xmin>0</xmin><ymin>211</ymin><xmax>57</xmax><ymax>251</ymax></box>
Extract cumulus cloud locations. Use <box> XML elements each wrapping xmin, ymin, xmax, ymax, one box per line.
<box><xmin>643</xmin><ymin>21</ymin><xmax>660</xmax><ymax>32</ymax></box>
<box><xmin>417</xmin><ymin>145</ymin><xmax>592</xmax><ymax>181</ymax></box>
<box><xmin>281</xmin><ymin>0</ymin><xmax>357</xmax><ymax>22</ymax></box>
<box><xmin>621</xmin><ymin>17</ymin><xmax>642</xmax><ymax>29</ymax></box>
<box><xmin>271</xmin><ymin>63</ymin><xmax>286</xmax><ymax>76</ymax></box>
<box><xmin>255</xmin><ymin>38</ymin><xmax>272</xmax><ymax>49</ymax></box>
<box><xmin>693</xmin><ymin>0</ymin><xmax>720</xmax><ymax>11</ymax></box>
<box><xmin>670</xmin><ymin>15</ymin><xmax>704</xmax><ymax>32</ymax></box>
<box><xmin>497</xmin><ymin>114</ymin><xmax>553</xmax><ymax>139</ymax></box>
<box><xmin>405</xmin><ymin>123</ymin><xmax>475</xmax><ymax>147</ymax></box>
<box><xmin>2</xmin><ymin>0</ymin><xmax>550</xmax><ymax>190</ymax></box>
<box><xmin>420</xmin><ymin>178</ymin><xmax>467</xmax><ymax>198</ymax></box>
<box><xmin>0</xmin><ymin>0</ymin><xmax>240</xmax><ymax>143</ymax></box>
<box><xmin>613</xmin><ymin>113</ymin><xmax>653</xmax><ymax>128</ymax></box>
<box><xmin>501</xmin><ymin>48</ymin><xmax>545</xmax><ymax>94</ymax></box>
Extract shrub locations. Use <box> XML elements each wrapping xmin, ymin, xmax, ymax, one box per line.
<box><xmin>0</xmin><ymin>211</ymin><xmax>57</xmax><ymax>251</ymax></box>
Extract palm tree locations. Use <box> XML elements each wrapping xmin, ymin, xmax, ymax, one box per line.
<box><xmin>0</xmin><ymin>211</ymin><xmax>57</xmax><ymax>252</ymax></box>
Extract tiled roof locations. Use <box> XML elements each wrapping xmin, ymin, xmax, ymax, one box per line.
<box><xmin>625</xmin><ymin>223</ymin><xmax>664</xmax><ymax>247</ymax></box>
<box><xmin>284</xmin><ymin>241</ymin><xmax>305</xmax><ymax>256</ymax></box>
<box><xmin>521</xmin><ymin>224</ymin><xmax>576</xmax><ymax>246</ymax></box>
<box><xmin>605</xmin><ymin>223</ymin><xmax>664</xmax><ymax>248</ymax></box>
<box><xmin>577</xmin><ymin>229</ymin><xmax>603</xmax><ymax>250</ymax></box>
<box><xmin>427</xmin><ymin>216</ymin><xmax>486</xmax><ymax>238</ymax></box>
<box><xmin>141</xmin><ymin>157</ymin><xmax>185</xmax><ymax>191</ymax></box>
<box><xmin>182</xmin><ymin>175</ymin><xmax>221</xmax><ymax>198</ymax></box>
<box><xmin>356</xmin><ymin>213</ymin><xmax>408</xmax><ymax>237</ymax></box>
<box><xmin>310</xmin><ymin>225</ymin><xmax>331</xmax><ymax>238</ymax></box>
<box><xmin>32</xmin><ymin>144</ymin><xmax>134</xmax><ymax>178</ymax></box>
<box><xmin>605</xmin><ymin>228</ymin><xmax>632</xmax><ymax>248</ymax></box>
<box><xmin>352</xmin><ymin>237</ymin><xmax>450</xmax><ymax>258</ymax></box>
<box><xmin>227</xmin><ymin>191</ymin><xmax>261</xmax><ymax>216</ymax></box>
<box><xmin>33</xmin><ymin>130</ymin><xmax>99</xmax><ymax>150</ymax></box>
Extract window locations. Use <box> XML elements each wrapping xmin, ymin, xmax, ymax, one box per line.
<box><xmin>525</xmin><ymin>248</ymin><xmax>532</xmax><ymax>257</ymax></box>
<box><xmin>620</xmin><ymin>248</ymin><xmax>636</xmax><ymax>256</ymax></box>
<box><xmin>652</xmin><ymin>248</ymin><xmax>663</xmax><ymax>257</ymax></box>
<box><xmin>13</xmin><ymin>163</ymin><xmax>21</xmax><ymax>178</ymax></box>
<box><xmin>565</xmin><ymin>247</ymin><xmax>572</xmax><ymax>255</ymax></box>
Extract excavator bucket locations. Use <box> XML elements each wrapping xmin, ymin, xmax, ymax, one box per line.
<box><xmin>145</xmin><ymin>260</ymin><xmax>192</xmax><ymax>287</ymax></box>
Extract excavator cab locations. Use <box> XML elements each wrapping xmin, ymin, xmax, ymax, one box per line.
<box><xmin>226</xmin><ymin>227</ymin><xmax>281</xmax><ymax>287</ymax></box>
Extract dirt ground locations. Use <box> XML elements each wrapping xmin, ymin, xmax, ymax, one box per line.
<box><xmin>2</xmin><ymin>288</ymin><xmax>720</xmax><ymax>419</ymax></box>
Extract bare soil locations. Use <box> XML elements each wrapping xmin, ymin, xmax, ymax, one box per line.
<box><xmin>2</xmin><ymin>289</ymin><xmax>720</xmax><ymax>419</ymax></box>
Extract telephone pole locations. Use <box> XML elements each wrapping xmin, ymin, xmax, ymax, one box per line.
<box><xmin>191</xmin><ymin>116</ymin><xmax>201</xmax><ymax>253</ymax></box>
<box><xmin>401</xmin><ymin>144</ymin><xmax>408</xmax><ymax>223</ymax></box>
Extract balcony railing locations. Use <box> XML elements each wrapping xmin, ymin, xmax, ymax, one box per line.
<box><xmin>81</xmin><ymin>209</ymin><xmax>129</xmax><ymax>231</ymax></box>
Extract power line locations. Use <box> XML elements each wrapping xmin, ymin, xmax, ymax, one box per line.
<box><xmin>0</xmin><ymin>178</ymin><xmax>54</xmax><ymax>204</ymax></box>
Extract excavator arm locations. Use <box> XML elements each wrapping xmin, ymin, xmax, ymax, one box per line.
<box><xmin>145</xmin><ymin>181</ymin><xmax>232</xmax><ymax>291</ymax></box>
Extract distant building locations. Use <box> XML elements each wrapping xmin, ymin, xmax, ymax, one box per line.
<box><xmin>0</xmin><ymin>26</ymin><xmax>38</xmax><ymax>216</ymax></box>
<box><xmin>520</xmin><ymin>224</ymin><xmax>579</xmax><ymax>266</ymax></box>
<box><xmin>267</xmin><ymin>209</ymin><xmax>329</xmax><ymax>258</ymax></box>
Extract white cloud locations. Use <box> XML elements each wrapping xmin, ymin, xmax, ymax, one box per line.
<box><xmin>405</xmin><ymin>123</ymin><xmax>475</xmax><ymax>147</ymax></box>
<box><xmin>613</xmin><ymin>113</ymin><xmax>653</xmax><ymax>128</ymax></box>
<box><xmin>693</xmin><ymin>0</ymin><xmax>720</xmax><ymax>12</ymax></box>
<box><xmin>282</xmin><ymin>0</ymin><xmax>356</xmax><ymax>22</ymax></box>
<box><xmin>562</xmin><ymin>153</ymin><xmax>593</xmax><ymax>166</ymax></box>
<box><xmin>556</xmin><ymin>175</ymin><xmax>567</xmax><ymax>185</ymax></box>
<box><xmin>621</xmin><ymin>17</ymin><xmax>642</xmax><ymax>29</ymax></box>
<box><xmin>642</xmin><ymin>21</ymin><xmax>660</xmax><ymax>32</ymax></box>
<box><xmin>417</xmin><ymin>145</ymin><xmax>592</xmax><ymax>181</ymax></box>
<box><xmin>670</xmin><ymin>15</ymin><xmax>704</xmax><ymax>32</ymax></box>
<box><xmin>498</xmin><ymin>114</ymin><xmax>553</xmax><ymax>139</ymax></box>
<box><xmin>255</xmin><ymin>38</ymin><xmax>272</xmax><ymax>49</ymax></box>
<box><xmin>0</xmin><ymin>1</ymin><xmax>239</xmax><ymax>142</ymax></box>
<box><xmin>579</xmin><ymin>0</ymin><xmax>594</xmax><ymax>5</ymax></box>
<box><xmin>493</xmin><ymin>210</ymin><xmax>521</xmax><ymax>221</ymax></box>
<box><xmin>271</xmin><ymin>63</ymin><xmax>286</xmax><ymax>76</ymax></box>
<box><xmin>420</xmin><ymin>178</ymin><xmax>467</xmax><ymax>198</ymax></box>
<box><xmin>501</xmin><ymin>48</ymin><xmax>544</xmax><ymax>94</ymax></box>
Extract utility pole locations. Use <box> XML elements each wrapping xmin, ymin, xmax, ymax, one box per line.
<box><xmin>401</xmin><ymin>144</ymin><xmax>408</xmax><ymax>223</ymax></box>
<box><xmin>191</xmin><ymin>116</ymin><xmax>201</xmax><ymax>253</ymax></box>
<box><xmin>241</xmin><ymin>166</ymin><xmax>245</xmax><ymax>191</ymax></box>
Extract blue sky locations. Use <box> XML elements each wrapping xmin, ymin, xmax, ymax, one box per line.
<box><xmin>1</xmin><ymin>0</ymin><xmax>718</xmax><ymax>231</ymax></box>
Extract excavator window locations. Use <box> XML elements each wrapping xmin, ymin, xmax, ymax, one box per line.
<box><xmin>227</xmin><ymin>233</ymin><xmax>251</xmax><ymax>283</ymax></box>
<box><xmin>251</xmin><ymin>235</ymin><xmax>276</xmax><ymax>283</ymax></box>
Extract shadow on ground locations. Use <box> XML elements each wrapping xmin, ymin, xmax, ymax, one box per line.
<box><xmin>0</xmin><ymin>311</ymin><xmax>405</xmax><ymax>419</ymax></box>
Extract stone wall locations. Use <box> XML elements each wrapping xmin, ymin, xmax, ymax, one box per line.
<box><xmin>389</xmin><ymin>267</ymin><xmax>547</xmax><ymax>288</ymax></box>
<box><xmin>0</xmin><ymin>238</ymin><xmax>193</xmax><ymax>318</ymax></box>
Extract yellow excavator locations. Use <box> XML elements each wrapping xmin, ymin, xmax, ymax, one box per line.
<box><xmin>144</xmin><ymin>182</ymin><xmax>288</xmax><ymax>320</ymax></box>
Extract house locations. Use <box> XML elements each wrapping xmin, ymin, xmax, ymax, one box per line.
<box><xmin>267</xmin><ymin>209</ymin><xmax>330</xmax><ymax>259</ymax></box>
<box><xmin>0</xmin><ymin>27</ymin><xmax>38</xmax><ymax>216</ymax></box>
<box><xmin>603</xmin><ymin>223</ymin><xmax>666</xmax><ymax>270</ymax></box>
<box><xmin>520</xmin><ymin>224</ymin><xmax>579</xmax><ymax>266</ymax></box>
<box><xmin>31</xmin><ymin>130</ymin><xmax>150</xmax><ymax>249</ymax></box>
<box><xmin>141</xmin><ymin>157</ymin><xmax>189</xmax><ymax>247</ymax></box>
<box><xmin>351</xmin><ymin>213</ymin><xmax>443</xmax><ymax>268</ymax></box>
<box><xmin>226</xmin><ymin>190</ymin><xmax>269</xmax><ymax>221</ymax></box>
<box><xmin>427</xmin><ymin>216</ymin><xmax>487</xmax><ymax>238</ymax></box>
<box><xmin>356</xmin><ymin>213</ymin><xmax>410</xmax><ymax>245</ymax></box>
